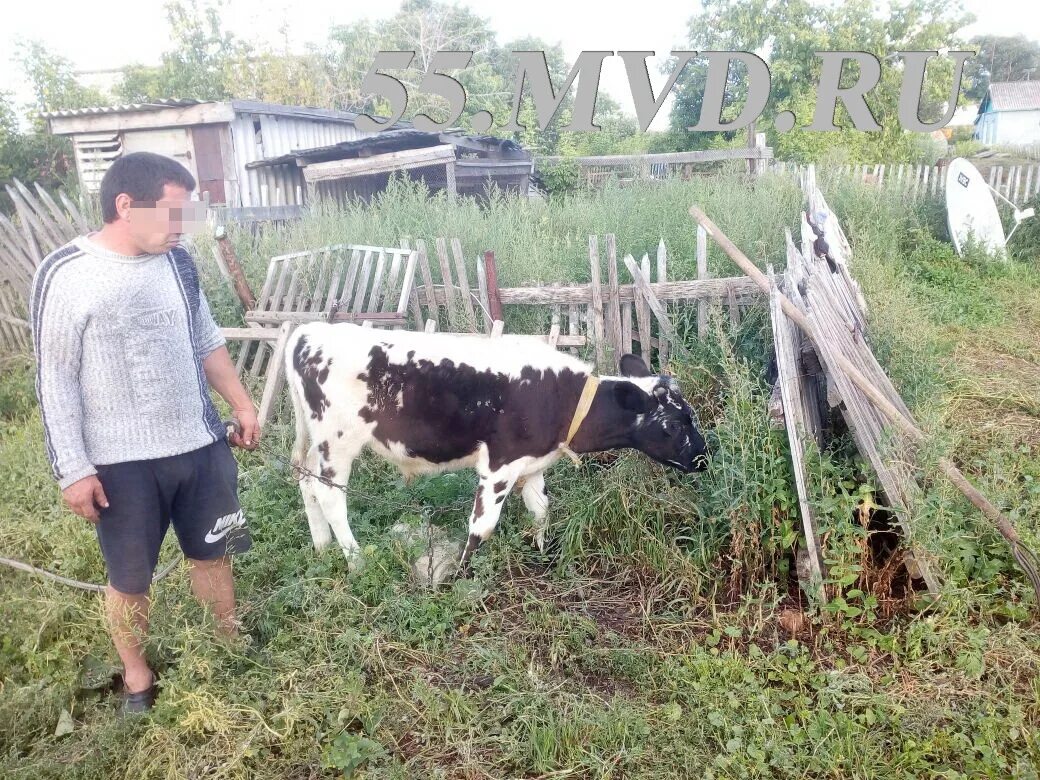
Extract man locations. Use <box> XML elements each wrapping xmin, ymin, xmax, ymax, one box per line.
<box><xmin>30</xmin><ymin>151</ymin><xmax>261</xmax><ymax>714</ymax></box>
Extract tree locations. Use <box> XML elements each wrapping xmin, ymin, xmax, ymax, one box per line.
<box><xmin>964</xmin><ymin>35</ymin><xmax>1040</xmax><ymax>101</ymax></box>
<box><xmin>118</xmin><ymin>0</ymin><xmax>245</xmax><ymax>102</ymax></box>
<box><xmin>15</xmin><ymin>40</ymin><xmax>108</xmax><ymax>129</ymax></box>
<box><xmin>669</xmin><ymin>0</ymin><xmax>975</xmax><ymax>163</ymax></box>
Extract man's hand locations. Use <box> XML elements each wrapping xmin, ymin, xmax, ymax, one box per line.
<box><xmin>62</xmin><ymin>475</ymin><xmax>109</xmax><ymax>523</ymax></box>
<box><xmin>229</xmin><ymin>406</ymin><xmax>260</xmax><ymax>450</ymax></box>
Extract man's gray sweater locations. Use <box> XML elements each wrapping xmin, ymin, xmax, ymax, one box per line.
<box><xmin>30</xmin><ymin>235</ymin><xmax>227</xmax><ymax>489</ymax></box>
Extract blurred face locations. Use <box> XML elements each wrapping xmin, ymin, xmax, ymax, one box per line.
<box><xmin>117</xmin><ymin>183</ymin><xmax>206</xmax><ymax>255</ymax></box>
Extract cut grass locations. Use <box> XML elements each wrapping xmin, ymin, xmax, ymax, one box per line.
<box><xmin>2</xmin><ymin>174</ymin><xmax>1040</xmax><ymax>778</ymax></box>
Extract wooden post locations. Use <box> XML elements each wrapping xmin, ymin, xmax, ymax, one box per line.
<box><xmin>483</xmin><ymin>250</ymin><xmax>504</xmax><ymax>323</ymax></box>
<box><xmin>606</xmin><ymin>234</ymin><xmax>623</xmax><ymax>370</ymax></box>
<box><xmin>657</xmin><ymin>239</ymin><xmax>670</xmax><ymax>367</ymax></box>
<box><xmin>697</xmin><ymin>225</ymin><xmax>709</xmax><ymax>341</ymax></box>
<box><xmin>215</xmin><ymin>227</ymin><xmax>256</xmax><ymax>310</ymax></box>
<box><xmin>635</xmin><ymin>254</ymin><xmax>652</xmax><ymax>364</ymax></box>
<box><xmin>588</xmin><ymin>236</ymin><xmax>607</xmax><ymax>371</ymax></box>
<box><xmin>445</xmin><ymin>160</ymin><xmax>457</xmax><ymax>200</ymax></box>
<box><xmin>256</xmin><ymin>321</ymin><xmax>295</xmax><ymax>428</ymax></box>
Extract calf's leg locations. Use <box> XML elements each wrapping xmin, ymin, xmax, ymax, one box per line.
<box><xmin>521</xmin><ymin>471</ymin><xmax>550</xmax><ymax>552</ymax></box>
<box><xmin>459</xmin><ymin>464</ymin><xmax>524</xmax><ymax>572</ymax></box>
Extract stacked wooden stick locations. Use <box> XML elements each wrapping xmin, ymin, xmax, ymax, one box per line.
<box><xmin>690</xmin><ymin>168</ymin><xmax>1040</xmax><ymax>609</ymax></box>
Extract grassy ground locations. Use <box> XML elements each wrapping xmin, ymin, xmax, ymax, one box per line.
<box><xmin>1</xmin><ymin>173</ymin><xmax>1039</xmax><ymax>778</ymax></box>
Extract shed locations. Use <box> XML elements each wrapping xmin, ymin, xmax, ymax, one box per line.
<box><xmin>246</xmin><ymin>128</ymin><xmax>533</xmax><ymax>203</ymax></box>
<box><xmin>42</xmin><ymin>99</ymin><xmax>401</xmax><ymax>208</ymax></box>
<box><xmin>974</xmin><ymin>81</ymin><xmax>1040</xmax><ymax>146</ymax></box>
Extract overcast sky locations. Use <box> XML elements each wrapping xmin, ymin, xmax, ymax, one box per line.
<box><xmin>2</xmin><ymin>0</ymin><xmax>1039</xmax><ymax>131</ymax></box>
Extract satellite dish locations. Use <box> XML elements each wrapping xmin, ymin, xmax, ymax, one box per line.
<box><xmin>945</xmin><ymin>157</ymin><xmax>1035</xmax><ymax>258</ymax></box>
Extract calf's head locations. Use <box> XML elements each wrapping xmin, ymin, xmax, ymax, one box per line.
<box><xmin>611</xmin><ymin>354</ymin><xmax>708</xmax><ymax>473</ymax></box>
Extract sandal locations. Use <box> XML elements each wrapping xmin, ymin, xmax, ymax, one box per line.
<box><xmin>120</xmin><ymin>670</ymin><xmax>159</xmax><ymax>715</ymax></box>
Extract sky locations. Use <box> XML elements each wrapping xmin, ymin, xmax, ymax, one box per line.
<box><xmin>2</xmin><ymin>0</ymin><xmax>1040</xmax><ymax>131</ymax></box>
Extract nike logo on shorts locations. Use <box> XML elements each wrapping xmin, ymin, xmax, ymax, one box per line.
<box><xmin>205</xmin><ymin>509</ymin><xmax>247</xmax><ymax>544</ymax></box>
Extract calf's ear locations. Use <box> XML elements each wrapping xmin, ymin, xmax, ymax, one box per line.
<box><xmin>614</xmin><ymin>381</ymin><xmax>654</xmax><ymax>413</ymax></box>
<box><xmin>619</xmin><ymin>354</ymin><xmax>651</xmax><ymax>378</ymax></box>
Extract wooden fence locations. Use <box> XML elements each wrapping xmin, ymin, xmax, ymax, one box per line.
<box><xmin>771</xmin><ymin>160</ymin><xmax>1040</xmax><ymax>203</ymax></box>
<box><xmin>536</xmin><ymin>136</ymin><xmax>774</xmax><ymax>188</ymax></box>
<box><xmin>0</xmin><ymin>180</ymin><xmax>88</xmax><ymax>355</ymax></box>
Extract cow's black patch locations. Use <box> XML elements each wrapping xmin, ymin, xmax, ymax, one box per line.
<box><xmin>293</xmin><ymin>335</ymin><xmax>331</xmax><ymax>420</ymax></box>
<box><xmin>337</xmin><ymin>431</ymin><xmax>343</xmax><ymax>438</ymax></box>
<box><xmin>474</xmin><ymin>492</ymin><xmax>484</xmax><ymax>518</ymax></box>
<box><xmin>356</xmin><ymin>347</ymin><xmax>592</xmax><ymax>470</ymax></box>
<box><xmin>495</xmin><ymin>494</ymin><xmax>505</xmax><ymax>504</ymax></box>
<box><xmin>493</xmin><ymin>480</ymin><xmax>508</xmax><ymax>493</ymax></box>
<box><xmin>318</xmin><ymin>440</ymin><xmax>330</xmax><ymax>460</ymax></box>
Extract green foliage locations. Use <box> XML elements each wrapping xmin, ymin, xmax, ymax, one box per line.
<box><xmin>964</xmin><ymin>34</ymin><xmax>1040</xmax><ymax>102</ymax></box>
<box><xmin>671</xmin><ymin>0</ymin><xmax>975</xmax><ymax>163</ymax></box>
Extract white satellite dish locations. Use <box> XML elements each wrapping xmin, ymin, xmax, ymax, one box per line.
<box><xmin>945</xmin><ymin>157</ymin><xmax>1035</xmax><ymax>258</ymax></box>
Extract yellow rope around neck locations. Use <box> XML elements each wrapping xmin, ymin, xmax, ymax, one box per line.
<box><xmin>559</xmin><ymin>375</ymin><xmax>599</xmax><ymax>466</ymax></box>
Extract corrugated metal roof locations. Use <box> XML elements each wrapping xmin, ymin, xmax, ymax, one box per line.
<box><xmin>40</xmin><ymin>98</ymin><xmax>374</xmax><ymax>124</ymax></box>
<box><xmin>246</xmin><ymin>129</ymin><xmax>526</xmax><ymax>170</ymax></box>
<box><xmin>40</xmin><ymin>98</ymin><xmax>203</xmax><ymax>118</ymax></box>
<box><xmin>987</xmin><ymin>81</ymin><xmax>1040</xmax><ymax>112</ymax></box>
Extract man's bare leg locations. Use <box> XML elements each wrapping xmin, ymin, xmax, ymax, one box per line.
<box><xmin>105</xmin><ymin>586</ymin><xmax>153</xmax><ymax>693</ymax></box>
<box><xmin>188</xmin><ymin>556</ymin><xmax>240</xmax><ymax>637</ymax></box>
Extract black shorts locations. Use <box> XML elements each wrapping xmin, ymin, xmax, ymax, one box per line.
<box><xmin>95</xmin><ymin>439</ymin><xmax>251</xmax><ymax>594</ymax></box>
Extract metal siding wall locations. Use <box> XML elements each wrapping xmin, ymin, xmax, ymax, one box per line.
<box><xmin>229</xmin><ymin>112</ymin><xmax>378</xmax><ymax>206</ymax></box>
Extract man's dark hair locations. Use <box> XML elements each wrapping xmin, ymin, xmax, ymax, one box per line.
<box><xmin>100</xmin><ymin>152</ymin><xmax>197</xmax><ymax>223</ymax></box>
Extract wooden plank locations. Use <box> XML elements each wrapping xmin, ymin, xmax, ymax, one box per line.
<box><xmin>475</xmin><ymin>252</ymin><xmax>492</xmax><ymax>334</ymax></box>
<box><xmin>769</xmin><ymin>278</ymin><xmax>826</xmax><ymax>602</ymax></box>
<box><xmin>495</xmin><ymin>275</ymin><xmax>764</xmax><ymax>305</ymax></box>
<box><xmin>635</xmin><ymin>254</ymin><xmax>652</xmax><ymax>364</ymax></box>
<box><xmin>12</xmin><ymin>180</ymin><xmax>67</xmax><ymax>251</ymax></box>
<box><xmin>396</xmin><ymin>250</ymin><xmax>419</xmax><ymax>318</ymax></box>
<box><xmin>351</xmin><ymin>250</ymin><xmax>374</xmax><ymax>313</ymax></box>
<box><xmin>606</xmin><ymin>235</ymin><xmax>623</xmax><ymax>370</ymax></box>
<box><xmin>435</xmin><ymin>237</ymin><xmax>460</xmax><ymax>330</ymax></box>
<box><xmin>657</xmin><ymin>239</ymin><xmax>670</xmax><ymax>367</ymax></box>
<box><xmin>588</xmin><ymin>235</ymin><xmax>607</xmax><ymax>371</ymax></box>
<box><xmin>308</xmin><ymin>249</ymin><xmax>332</xmax><ymax>313</ymax></box>
<box><xmin>567</xmin><ymin>303</ymin><xmax>579</xmax><ymax>355</ymax></box>
<box><xmin>425</xmin><ymin>318</ymin><xmax>438</xmax><ymax>333</ymax></box>
<box><xmin>303</xmin><ymin>145</ymin><xmax>457</xmax><ymax>182</ymax></box>
<box><xmin>7</xmin><ymin>187</ymin><xmax>43</xmax><ymax>266</ymax></box>
<box><xmin>32</xmin><ymin>183</ymin><xmax>79</xmax><ymax>240</ymax></box>
<box><xmin>548</xmin><ymin>322</ymin><xmax>561</xmax><ymax>349</ymax></box>
<box><xmin>621</xmin><ymin>300</ymin><xmax>633</xmax><ymax>356</ymax></box>
<box><xmin>416</xmin><ymin>240</ymin><xmax>438</xmax><ymax>322</ymax></box>
<box><xmin>57</xmin><ymin>190</ymin><xmax>92</xmax><ymax>233</ymax></box>
<box><xmin>491</xmin><ymin>320</ymin><xmax>505</xmax><ymax>338</ymax></box>
<box><xmin>256</xmin><ymin>322</ymin><xmax>294</xmax><ymax>428</ymax></box>
<box><xmin>451</xmin><ymin>238</ymin><xmax>478</xmax><ymax>330</ymax></box>
<box><xmin>400</xmin><ymin>240</ymin><xmax>424</xmax><ymax>328</ymax></box>
<box><xmin>221</xmin><ymin>327</ymin><xmax>283</xmax><ymax>341</ymax></box>
<box><xmin>335</xmin><ymin>249</ymin><xmax>362</xmax><ymax>313</ymax></box>
<box><xmin>624</xmin><ymin>255</ymin><xmax>676</xmax><ymax>346</ymax></box>
<box><xmin>728</xmin><ymin>285</ymin><xmax>741</xmax><ymax>328</ymax></box>
<box><xmin>483</xmin><ymin>250</ymin><xmax>504</xmax><ymax>322</ymax></box>
<box><xmin>536</xmin><ymin>147</ymin><xmax>773</xmax><ymax>166</ymax></box>
<box><xmin>365</xmin><ymin>250</ymin><xmax>388</xmax><ymax>312</ymax></box>
<box><xmin>697</xmin><ymin>226</ymin><xmax>709</xmax><ymax>341</ymax></box>
<box><xmin>247</xmin><ymin>310</ymin><xmax>406</xmax><ymax>325</ymax></box>
<box><xmin>382</xmin><ymin>250</ymin><xmax>404</xmax><ymax>313</ymax></box>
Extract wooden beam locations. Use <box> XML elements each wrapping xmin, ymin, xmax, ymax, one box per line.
<box><xmin>303</xmin><ymin>145</ymin><xmax>457</xmax><ymax>182</ymax></box>
<box><xmin>497</xmin><ymin>276</ymin><xmax>763</xmax><ymax>305</ymax></box>
<box><xmin>536</xmin><ymin>147</ymin><xmax>773</xmax><ymax>166</ymax></box>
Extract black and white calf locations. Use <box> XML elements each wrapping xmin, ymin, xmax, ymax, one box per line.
<box><xmin>285</xmin><ymin>323</ymin><xmax>708</xmax><ymax>567</ymax></box>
